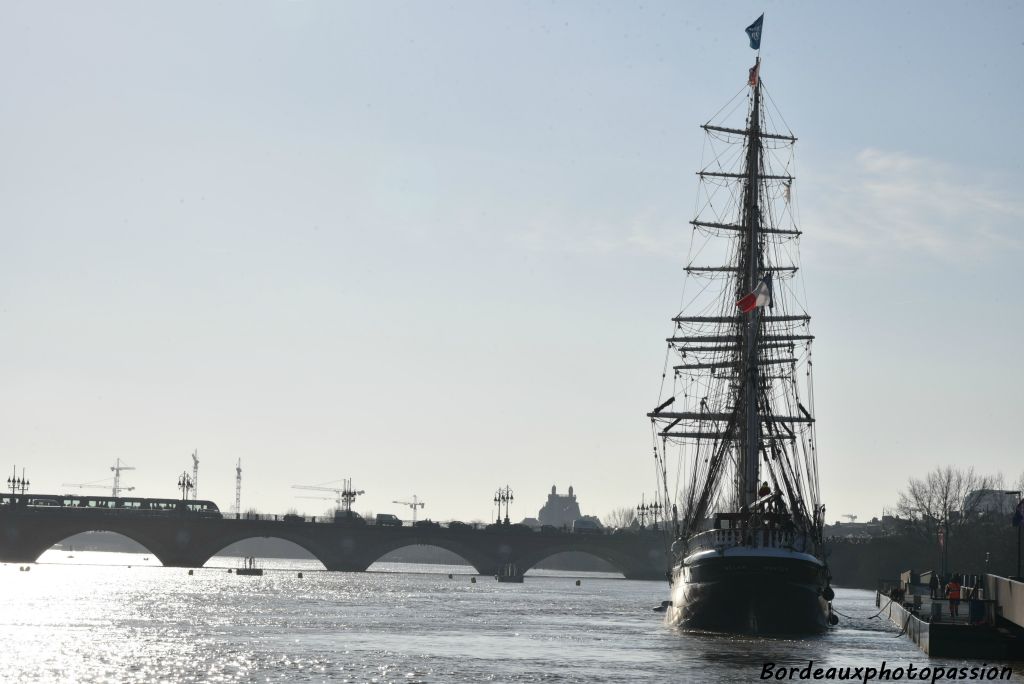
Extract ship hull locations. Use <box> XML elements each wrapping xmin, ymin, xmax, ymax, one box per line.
<box><xmin>667</xmin><ymin>548</ymin><xmax>829</xmax><ymax>634</ymax></box>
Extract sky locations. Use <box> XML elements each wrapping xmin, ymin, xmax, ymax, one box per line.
<box><xmin>0</xmin><ymin>1</ymin><xmax>1022</xmax><ymax>527</ymax></box>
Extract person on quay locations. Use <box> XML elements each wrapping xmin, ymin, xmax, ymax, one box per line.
<box><xmin>945</xmin><ymin>575</ymin><xmax>962</xmax><ymax>617</ymax></box>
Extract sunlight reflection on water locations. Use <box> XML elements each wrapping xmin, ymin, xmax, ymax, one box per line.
<box><xmin>0</xmin><ymin>551</ymin><xmax>1021</xmax><ymax>682</ymax></box>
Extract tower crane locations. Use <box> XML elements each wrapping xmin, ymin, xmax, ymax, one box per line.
<box><xmin>393</xmin><ymin>495</ymin><xmax>425</xmax><ymax>524</ymax></box>
<box><xmin>191</xmin><ymin>450</ymin><xmax>199</xmax><ymax>499</ymax></box>
<box><xmin>62</xmin><ymin>479</ymin><xmax>136</xmax><ymax>495</ymax></box>
<box><xmin>234</xmin><ymin>458</ymin><xmax>242</xmax><ymax>518</ymax></box>
<box><xmin>111</xmin><ymin>458</ymin><xmax>135</xmax><ymax>497</ymax></box>
<box><xmin>291</xmin><ymin>478</ymin><xmax>364</xmax><ymax>513</ymax></box>
<box><xmin>295</xmin><ymin>494</ymin><xmax>340</xmax><ymax>515</ymax></box>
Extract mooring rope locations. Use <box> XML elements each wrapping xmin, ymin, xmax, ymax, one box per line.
<box><xmin>830</xmin><ymin>596</ymin><xmax>893</xmax><ymax>621</ymax></box>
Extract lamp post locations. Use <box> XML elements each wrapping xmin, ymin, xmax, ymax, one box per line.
<box><xmin>494</xmin><ymin>486</ymin><xmax>513</xmax><ymax>525</ymax></box>
<box><xmin>636</xmin><ymin>500</ymin><xmax>649</xmax><ymax>529</ymax></box>
<box><xmin>7</xmin><ymin>466</ymin><xmax>29</xmax><ymax>497</ymax></box>
<box><xmin>178</xmin><ymin>472</ymin><xmax>194</xmax><ymax>501</ymax></box>
<box><xmin>650</xmin><ymin>501</ymin><xmax>663</xmax><ymax>530</ymax></box>
<box><xmin>1008</xmin><ymin>490</ymin><xmax>1022</xmax><ymax>580</ymax></box>
<box><xmin>637</xmin><ymin>495</ymin><xmax>664</xmax><ymax>530</ymax></box>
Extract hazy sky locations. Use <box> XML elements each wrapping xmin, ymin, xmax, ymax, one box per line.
<box><xmin>1</xmin><ymin>1</ymin><xmax>1022</xmax><ymax>527</ymax></box>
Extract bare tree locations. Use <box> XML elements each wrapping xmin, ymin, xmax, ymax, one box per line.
<box><xmin>604</xmin><ymin>506</ymin><xmax>637</xmax><ymax>529</ymax></box>
<box><xmin>895</xmin><ymin>466</ymin><xmax>999</xmax><ymax>572</ymax></box>
<box><xmin>1015</xmin><ymin>472</ymin><xmax>1024</xmax><ymax>500</ymax></box>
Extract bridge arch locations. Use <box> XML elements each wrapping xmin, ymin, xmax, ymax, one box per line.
<box><xmin>521</xmin><ymin>550</ymin><xmax>624</xmax><ymax>577</ymax></box>
<box><xmin>370</xmin><ymin>543</ymin><xmax>479</xmax><ymax>571</ymax></box>
<box><xmin>352</xmin><ymin>535</ymin><xmax>502</xmax><ymax>575</ymax></box>
<box><xmin>0</xmin><ymin>517</ymin><xmax>182</xmax><ymax>565</ymax></box>
<box><xmin>200</xmin><ymin>533</ymin><xmax>327</xmax><ymax>569</ymax></box>
<box><xmin>515</xmin><ymin>546</ymin><xmax>631</xmax><ymax>577</ymax></box>
<box><xmin>41</xmin><ymin>530</ymin><xmax>149</xmax><ymax>558</ymax></box>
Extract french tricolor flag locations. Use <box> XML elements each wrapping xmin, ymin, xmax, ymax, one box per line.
<box><xmin>736</xmin><ymin>275</ymin><xmax>772</xmax><ymax>313</ymax></box>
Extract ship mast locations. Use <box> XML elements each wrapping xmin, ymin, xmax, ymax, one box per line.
<box><xmin>740</xmin><ymin>58</ymin><xmax>762</xmax><ymax>508</ymax></box>
<box><xmin>649</xmin><ymin>47</ymin><xmax>821</xmax><ymax>543</ymax></box>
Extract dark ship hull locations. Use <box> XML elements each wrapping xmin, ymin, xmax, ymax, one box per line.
<box><xmin>668</xmin><ymin>549</ymin><xmax>829</xmax><ymax>634</ymax></box>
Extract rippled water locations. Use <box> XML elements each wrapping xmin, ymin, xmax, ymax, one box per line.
<box><xmin>1</xmin><ymin>551</ymin><xmax>1022</xmax><ymax>682</ymax></box>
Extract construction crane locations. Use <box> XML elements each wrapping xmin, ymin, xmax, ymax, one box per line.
<box><xmin>191</xmin><ymin>450</ymin><xmax>199</xmax><ymax>499</ymax></box>
<box><xmin>62</xmin><ymin>479</ymin><xmax>136</xmax><ymax>495</ymax></box>
<box><xmin>292</xmin><ymin>478</ymin><xmax>364</xmax><ymax>513</ymax></box>
<box><xmin>110</xmin><ymin>458</ymin><xmax>135</xmax><ymax>497</ymax></box>
<box><xmin>842</xmin><ymin>514</ymin><xmax>858</xmax><ymax>523</ymax></box>
<box><xmin>295</xmin><ymin>494</ymin><xmax>338</xmax><ymax>512</ymax></box>
<box><xmin>234</xmin><ymin>458</ymin><xmax>242</xmax><ymax>518</ymax></box>
<box><xmin>393</xmin><ymin>495</ymin><xmax>425</xmax><ymax>524</ymax></box>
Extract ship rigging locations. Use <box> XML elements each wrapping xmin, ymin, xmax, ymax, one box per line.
<box><xmin>647</xmin><ymin>16</ymin><xmax>833</xmax><ymax>633</ymax></box>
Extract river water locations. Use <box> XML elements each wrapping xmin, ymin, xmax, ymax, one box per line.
<box><xmin>1</xmin><ymin>551</ymin><xmax>1022</xmax><ymax>682</ymax></box>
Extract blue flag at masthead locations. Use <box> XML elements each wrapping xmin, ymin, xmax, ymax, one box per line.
<box><xmin>746</xmin><ymin>14</ymin><xmax>764</xmax><ymax>50</ymax></box>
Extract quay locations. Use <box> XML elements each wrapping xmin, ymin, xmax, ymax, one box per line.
<box><xmin>875</xmin><ymin>571</ymin><xmax>1024</xmax><ymax>659</ymax></box>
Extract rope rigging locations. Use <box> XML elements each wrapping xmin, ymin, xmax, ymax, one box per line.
<box><xmin>652</xmin><ymin>71</ymin><xmax>822</xmax><ymax>546</ymax></box>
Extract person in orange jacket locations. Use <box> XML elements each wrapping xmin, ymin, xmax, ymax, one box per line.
<box><xmin>945</xmin><ymin>576</ymin><xmax>962</xmax><ymax>617</ymax></box>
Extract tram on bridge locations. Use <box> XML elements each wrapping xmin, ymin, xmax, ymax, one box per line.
<box><xmin>1</xmin><ymin>493</ymin><xmax>222</xmax><ymax>517</ymax></box>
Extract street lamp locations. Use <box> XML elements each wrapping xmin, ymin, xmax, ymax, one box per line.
<box><xmin>494</xmin><ymin>486</ymin><xmax>513</xmax><ymax>525</ymax></box>
<box><xmin>942</xmin><ymin>516</ymin><xmax>949</xmax><ymax>579</ymax></box>
<box><xmin>7</xmin><ymin>466</ymin><xmax>29</xmax><ymax>497</ymax></box>
<box><xmin>650</xmin><ymin>501</ymin><xmax>663</xmax><ymax>529</ymax></box>
<box><xmin>637</xmin><ymin>495</ymin><xmax>664</xmax><ymax>530</ymax></box>
<box><xmin>1007</xmin><ymin>490</ymin><xmax>1022</xmax><ymax>580</ymax></box>
<box><xmin>178</xmin><ymin>472</ymin><xmax>194</xmax><ymax>501</ymax></box>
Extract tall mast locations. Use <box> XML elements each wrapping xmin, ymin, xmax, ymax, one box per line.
<box><xmin>741</xmin><ymin>58</ymin><xmax>763</xmax><ymax>508</ymax></box>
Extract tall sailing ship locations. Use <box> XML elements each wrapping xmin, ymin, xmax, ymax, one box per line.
<box><xmin>648</xmin><ymin>18</ymin><xmax>834</xmax><ymax>633</ymax></box>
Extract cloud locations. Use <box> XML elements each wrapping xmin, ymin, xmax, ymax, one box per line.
<box><xmin>484</xmin><ymin>148</ymin><xmax>1024</xmax><ymax>267</ymax></box>
<box><xmin>802</xmin><ymin>149</ymin><xmax>1024</xmax><ymax>262</ymax></box>
<box><xmin>506</xmin><ymin>207</ymin><xmax>689</xmax><ymax>259</ymax></box>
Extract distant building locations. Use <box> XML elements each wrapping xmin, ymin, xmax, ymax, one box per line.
<box><xmin>538</xmin><ymin>485</ymin><xmax>583</xmax><ymax>528</ymax></box>
<box><xmin>823</xmin><ymin>516</ymin><xmax>897</xmax><ymax>540</ymax></box>
<box><xmin>964</xmin><ymin>489</ymin><xmax>1018</xmax><ymax>516</ymax></box>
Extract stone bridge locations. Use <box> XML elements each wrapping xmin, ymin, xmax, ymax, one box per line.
<box><xmin>0</xmin><ymin>507</ymin><xmax>667</xmax><ymax>579</ymax></box>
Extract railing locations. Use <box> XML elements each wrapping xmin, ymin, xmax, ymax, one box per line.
<box><xmin>985</xmin><ymin>574</ymin><xmax>1024</xmax><ymax>629</ymax></box>
<box><xmin>890</xmin><ymin>592</ymin><xmax>997</xmax><ymax>626</ymax></box>
<box><xmin>4</xmin><ymin>504</ymin><xmax>666</xmax><ymax>536</ymax></box>
<box><xmin>687</xmin><ymin>527</ymin><xmax>810</xmax><ymax>553</ymax></box>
